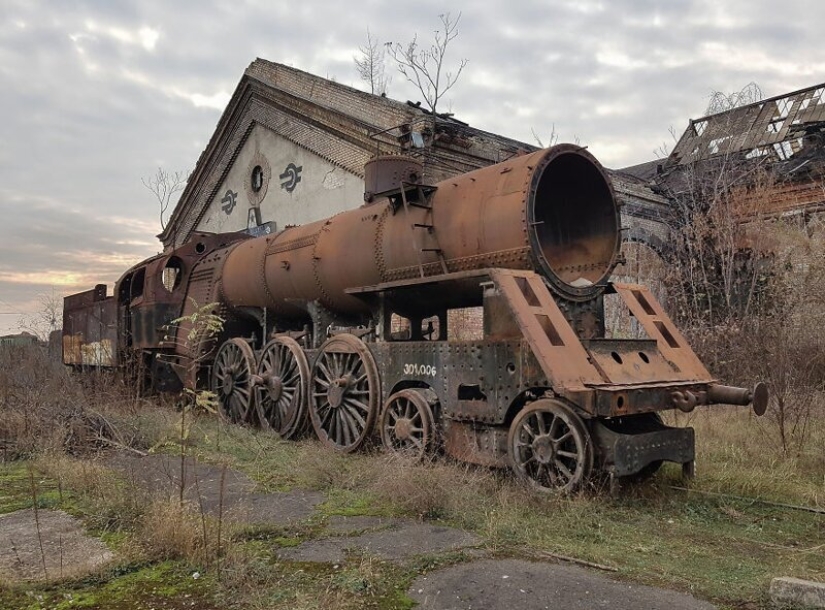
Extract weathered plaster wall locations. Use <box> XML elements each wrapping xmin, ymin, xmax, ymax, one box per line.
<box><xmin>198</xmin><ymin>124</ymin><xmax>365</xmax><ymax>233</ymax></box>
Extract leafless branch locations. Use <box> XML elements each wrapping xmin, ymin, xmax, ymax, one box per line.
<box><xmin>705</xmin><ymin>82</ymin><xmax>763</xmax><ymax>115</ymax></box>
<box><xmin>19</xmin><ymin>288</ymin><xmax>62</xmax><ymax>340</ymax></box>
<box><xmin>531</xmin><ymin>125</ymin><xmax>559</xmax><ymax>149</ymax></box>
<box><xmin>142</xmin><ymin>168</ymin><xmax>189</xmax><ymax>230</ymax></box>
<box><xmin>354</xmin><ymin>29</ymin><xmax>389</xmax><ymax>95</ymax></box>
<box><xmin>386</xmin><ymin>12</ymin><xmax>468</xmax><ymax>122</ymax></box>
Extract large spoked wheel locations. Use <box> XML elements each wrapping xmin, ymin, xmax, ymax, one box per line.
<box><xmin>255</xmin><ymin>336</ymin><xmax>309</xmax><ymax>439</ymax></box>
<box><xmin>211</xmin><ymin>338</ymin><xmax>257</xmax><ymax>423</ymax></box>
<box><xmin>380</xmin><ymin>389</ymin><xmax>436</xmax><ymax>460</ymax></box>
<box><xmin>310</xmin><ymin>334</ymin><xmax>380</xmax><ymax>452</ymax></box>
<box><xmin>508</xmin><ymin>399</ymin><xmax>593</xmax><ymax>493</ymax></box>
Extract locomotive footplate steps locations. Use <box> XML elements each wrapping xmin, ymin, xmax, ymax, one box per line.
<box><xmin>486</xmin><ymin>269</ymin><xmax>735</xmax><ymax>414</ymax></box>
<box><xmin>487</xmin><ymin>269</ymin><xmax>604</xmax><ymax>395</ymax></box>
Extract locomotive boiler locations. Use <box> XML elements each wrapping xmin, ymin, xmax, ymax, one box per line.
<box><xmin>62</xmin><ymin>144</ymin><xmax>767</xmax><ymax>492</ymax></box>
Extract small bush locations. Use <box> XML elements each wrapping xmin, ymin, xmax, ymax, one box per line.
<box><xmin>363</xmin><ymin>454</ymin><xmax>497</xmax><ymax>521</ymax></box>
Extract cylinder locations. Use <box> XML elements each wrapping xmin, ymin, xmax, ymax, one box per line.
<box><xmin>219</xmin><ymin>144</ymin><xmax>621</xmax><ymax>316</ymax></box>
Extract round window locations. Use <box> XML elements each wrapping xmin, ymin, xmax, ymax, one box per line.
<box><xmin>251</xmin><ymin>165</ymin><xmax>264</xmax><ymax>193</ymax></box>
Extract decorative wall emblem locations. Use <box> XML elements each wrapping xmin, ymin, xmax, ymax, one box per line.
<box><xmin>221</xmin><ymin>190</ymin><xmax>237</xmax><ymax>215</ymax></box>
<box><xmin>279</xmin><ymin>163</ymin><xmax>303</xmax><ymax>193</ymax></box>
<box><xmin>246</xmin><ymin>151</ymin><xmax>272</xmax><ymax>206</ymax></box>
<box><xmin>247</xmin><ymin>207</ymin><xmax>262</xmax><ymax>230</ymax></box>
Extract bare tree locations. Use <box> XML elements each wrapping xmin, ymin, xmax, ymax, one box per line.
<box><xmin>142</xmin><ymin>168</ymin><xmax>189</xmax><ymax>230</ymax></box>
<box><xmin>354</xmin><ymin>29</ymin><xmax>389</xmax><ymax>95</ymax></box>
<box><xmin>651</xmin><ymin>82</ymin><xmax>825</xmax><ymax>453</ymax></box>
<box><xmin>19</xmin><ymin>289</ymin><xmax>62</xmax><ymax>341</ymax></box>
<box><xmin>386</xmin><ymin>12</ymin><xmax>468</xmax><ymax>131</ymax></box>
<box><xmin>658</xmin><ymin>83</ymin><xmax>770</xmax><ymax>326</ymax></box>
<box><xmin>705</xmin><ymin>82</ymin><xmax>763</xmax><ymax>115</ymax></box>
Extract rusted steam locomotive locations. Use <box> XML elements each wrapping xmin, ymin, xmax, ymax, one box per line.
<box><xmin>62</xmin><ymin>144</ymin><xmax>767</xmax><ymax>492</ymax></box>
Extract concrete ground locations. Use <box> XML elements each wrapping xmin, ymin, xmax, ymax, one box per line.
<box><xmin>1</xmin><ymin>453</ymin><xmax>722</xmax><ymax>609</ymax></box>
<box><xmin>410</xmin><ymin>558</ymin><xmax>716</xmax><ymax>610</ymax></box>
<box><xmin>0</xmin><ymin>508</ymin><xmax>114</xmax><ymax>582</ymax></box>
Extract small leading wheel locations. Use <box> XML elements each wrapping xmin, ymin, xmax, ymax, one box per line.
<box><xmin>255</xmin><ymin>336</ymin><xmax>309</xmax><ymax>439</ymax></box>
<box><xmin>211</xmin><ymin>338</ymin><xmax>257</xmax><ymax>423</ymax></box>
<box><xmin>380</xmin><ymin>389</ymin><xmax>436</xmax><ymax>460</ymax></box>
<box><xmin>508</xmin><ymin>399</ymin><xmax>593</xmax><ymax>493</ymax></box>
<box><xmin>310</xmin><ymin>334</ymin><xmax>380</xmax><ymax>452</ymax></box>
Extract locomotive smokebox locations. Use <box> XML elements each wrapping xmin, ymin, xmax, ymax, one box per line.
<box><xmin>219</xmin><ymin>144</ymin><xmax>622</xmax><ymax>317</ymax></box>
<box><xmin>526</xmin><ymin>145</ymin><xmax>621</xmax><ymax>299</ymax></box>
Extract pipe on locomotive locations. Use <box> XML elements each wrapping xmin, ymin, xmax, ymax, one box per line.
<box><xmin>219</xmin><ymin>144</ymin><xmax>621</xmax><ymax>316</ymax></box>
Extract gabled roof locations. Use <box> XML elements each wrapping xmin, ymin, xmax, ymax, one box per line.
<box><xmin>666</xmin><ymin>81</ymin><xmax>825</xmax><ymax>168</ymax></box>
<box><xmin>161</xmin><ymin>59</ymin><xmax>671</xmax><ymax>250</ymax></box>
<box><xmin>161</xmin><ymin>60</ymin><xmax>535</xmax><ymax>247</ymax></box>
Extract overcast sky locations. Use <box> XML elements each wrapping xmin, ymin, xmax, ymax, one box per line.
<box><xmin>3</xmin><ymin>0</ymin><xmax>825</xmax><ymax>335</ymax></box>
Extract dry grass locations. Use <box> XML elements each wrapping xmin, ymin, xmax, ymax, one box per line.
<box><xmin>32</xmin><ymin>452</ymin><xmax>146</xmax><ymax>533</ymax></box>
<box><xmin>0</xmin><ymin>345</ymin><xmax>178</xmax><ymax>460</ymax></box>
<box><xmin>2</xmin><ymin>343</ymin><xmax>824</xmax><ymax>608</ymax></box>
<box><xmin>138</xmin><ymin>499</ymin><xmax>209</xmax><ymax>563</ymax></box>
<box><xmin>679</xmin><ymin>407</ymin><xmax>825</xmax><ymax>507</ymax></box>
<box><xmin>363</xmin><ymin>455</ymin><xmax>499</xmax><ymax>521</ymax></box>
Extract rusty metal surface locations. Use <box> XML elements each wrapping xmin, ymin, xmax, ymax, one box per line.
<box><xmin>62</xmin><ymin>285</ymin><xmax>117</xmax><ymax>367</ymax></box>
<box><xmin>369</xmin><ymin>338</ymin><xmax>543</xmax><ymax>427</ymax></box>
<box><xmin>611</xmin><ymin>283</ymin><xmax>714</xmax><ymax>382</ymax></box>
<box><xmin>592</xmin><ymin>417</ymin><xmax>695</xmax><ymax>477</ymax></box>
<box><xmin>584</xmin><ymin>339</ymin><xmax>683</xmax><ymax>385</ymax></box>
<box><xmin>220</xmin><ymin>145</ymin><xmax>622</xmax><ymax>316</ymax></box>
<box><xmin>118</xmin><ymin>232</ymin><xmax>249</xmax><ymax>355</ymax></box>
<box><xmin>487</xmin><ymin>268</ymin><xmax>603</xmax><ymax>393</ymax></box>
<box><xmin>61</xmin><ymin>231</ymin><xmax>249</xmax><ymax>373</ymax></box>
<box><xmin>442</xmin><ymin>418</ymin><xmax>509</xmax><ymax>468</ymax></box>
<box><xmin>364</xmin><ymin>155</ymin><xmax>423</xmax><ymax>202</ymax></box>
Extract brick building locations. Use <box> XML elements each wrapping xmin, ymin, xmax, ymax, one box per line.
<box><xmin>161</xmin><ymin>59</ymin><xmax>671</xmax><ymax>264</ymax></box>
<box><xmin>163</xmin><ymin>60</ymin><xmax>825</xmax><ymax>288</ymax></box>
<box><xmin>0</xmin><ymin>331</ymin><xmax>40</xmax><ymax>347</ymax></box>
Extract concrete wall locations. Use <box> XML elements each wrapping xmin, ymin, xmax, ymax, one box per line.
<box><xmin>197</xmin><ymin>124</ymin><xmax>365</xmax><ymax>233</ymax></box>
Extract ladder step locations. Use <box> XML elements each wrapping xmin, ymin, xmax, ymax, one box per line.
<box><xmin>421</xmin><ymin>248</ymin><xmax>442</xmax><ymax>253</ymax></box>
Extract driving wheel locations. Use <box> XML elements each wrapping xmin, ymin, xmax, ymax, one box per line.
<box><xmin>256</xmin><ymin>336</ymin><xmax>309</xmax><ymax>438</ymax></box>
<box><xmin>508</xmin><ymin>399</ymin><xmax>593</xmax><ymax>493</ymax></box>
<box><xmin>310</xmin><ymin>334</ymin><xmax>380</xmax><ymax>452</ymax></box>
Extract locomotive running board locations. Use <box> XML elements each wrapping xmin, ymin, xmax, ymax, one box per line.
<box><xmin>488</xmin><ymin>269</ymin><xmax>603</xmax><ymax>393</ymax></box>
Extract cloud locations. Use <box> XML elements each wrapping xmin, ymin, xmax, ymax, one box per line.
<box><xmin>3</xmin><ymin>0</ymin><xmax>825</xmax><ymax>334</ymax></box>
